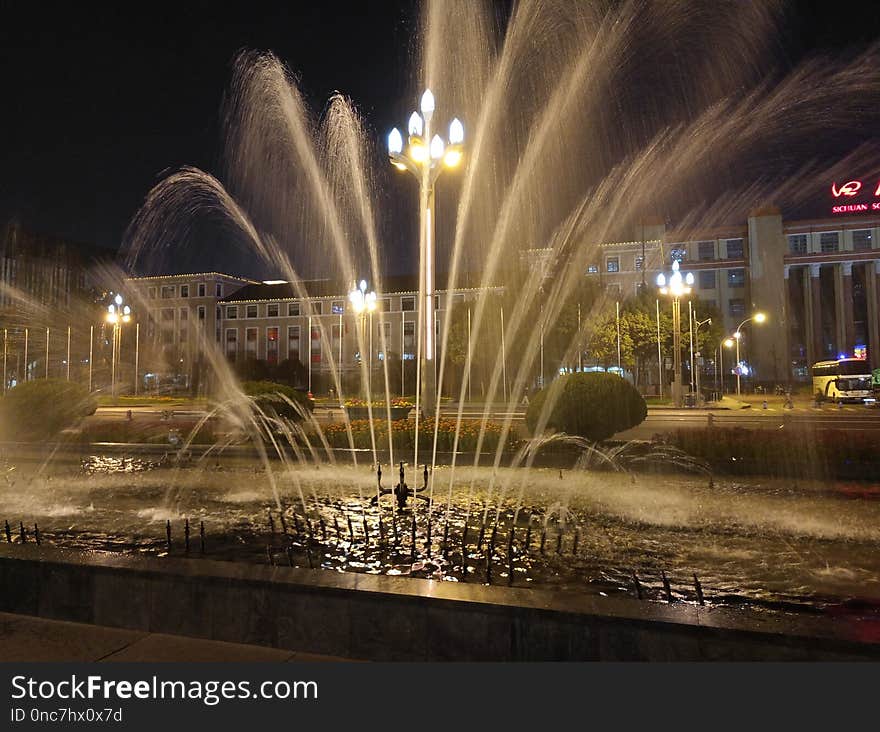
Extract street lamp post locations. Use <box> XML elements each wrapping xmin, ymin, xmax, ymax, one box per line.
<box><xmin>388</xmin><ymin>90</ymin><xmax>464</xmax><ymax>416</ymax></box>
<box><xmin>733</xmin><ymin>312</ymin><xmax>767</xmax><ymax>396</ymax></box>
<box><xmin>721</xmin><ymin>337</ymin><xmax>734</xmax><ymax>395</ymax></box>
<box><xmin>657</xmin><ymin>260</ymin><xmax>694</xmax><ymax>407</ymax></box>
<box><xmin>348</xmin><ymin>280</ymin><xmax>377</xmax><ymax>401</ymax></box>
<box><xmin>106</xmin><ymin>294</ymin><xmax>131</xmax><ymax>399</ymax></box>
<box><xmin>693</xmin><ymin>315</ymin><xmax>711</xmax><ymax>404</ymax></box>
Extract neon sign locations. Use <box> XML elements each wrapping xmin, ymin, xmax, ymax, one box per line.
<box><xmin>830</xmin><ymin>179</ymin><xmax>880</xmax><ymax>214</ymax></box>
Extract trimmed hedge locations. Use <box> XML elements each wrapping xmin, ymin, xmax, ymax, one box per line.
<box><xmin>526</xmin><ymin>373</ymin><xmax>647</xmax><ymax>442</ymax></box>
<box><xmin>0</xmin><ymin>379</ymin><xmax>97</xmax><ymax>441</ymax></box>
<box><xmin>242</xmin><ymin>381</ymin><xmax>314</xmax><ymax>422</ymax></box>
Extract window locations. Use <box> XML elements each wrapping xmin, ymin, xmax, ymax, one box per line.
<box><xmin>266</xmin><ymin>327</ymin><xmax>279</xmax><ymax>366</ymax></box>
<box><xmin>312</xmin><ymin>301</ymin><xmax>323</xmax><ymax>315</ymax></box>
<box><xmin>853</xmin><ymin>229</ymin><xmax>872</xmax><ymax>251</ymax></box>
<box><xmin>215</xmin><ymin>283</ymin><xmax>223</xmax><ymax>297</ymax></box>
<box><xmin>670</xmin><ymin>247</ymin><xmax>687</xmax><ymax>263</ymax></box>
<box><xmin>267</xmin><ymin>303</ymin><xmax>279</xmax><ymax>317</ymax></box>
<box><xmin>161</xmin><ymin>329</ymin><xmax>174</xmax><ymax>344</ymax></box>
<box><xmin>225</xmin><ymin>329</ymin><xmax>238</xmax><ymax>361</ymax></box>
<box><xmin>198</xmin><ymin>306</ymin><xmax>206</xmax><ymax>321</ymax></box>
<box><xmin>435</xmin><ymin>295</ymin><xmax>440</xmax><ymax>310</ymax></box>
<box><xmin>403</xmin><ymin>321</ymin><xmax>415</xmax><ymax>357</ymax></box>
<box><xmin>245</xmin><ymin>327</ymin><xmax>258</xmax><ymax>359</ymax></box>
<box><xmin>698</xmin><ymin>270</ymin><xmax>716</xmax><ymax>290</ymax></box>
<box><xmin>401</xmin><ymin>296</ymin><xmax>415</xmax><ymax>312</ymax></box>
<box><xmin>605</xmin><ymin>256</ymin><xmax>619</xmax><ymax>273</ymax></box>
<box><xmin>160</xmin><ymin>285</ymin><xmax>175</xmax><ymax>299</ymax></box>
<box><xmin>148</xmin><ymin>287</ymin><xmax>156</xmax><ymax>299</ymax></box>
<box><xmin>820</xmin><ymin>232</ymin><xmax>839</xmax><ymax>253</ymax></box>
<box><xmin>161</xmin><ymin>308</ymin><xmax>175</xmax><ymax>322</ymax></box>
<box><xmin>226</xmin><ymin>306</ymin><xmax>238</xmax><ymax>319</ymax></box>
<box><xmin>179</xmin><ymin>329</ymin><xmax>187</xmax><ymax>343</ymax></box>
<box><xmin>179</xmin><ymin>307</ymin><xmax>188</xmax><ymax>321</ymax></box>
<box><xmin>310</xmin><ymin>326</ymin><xmax>321</xmax><ymax>363</ymax></box>
<box><xmin>288</xmin><ymin>302</ymin><xmax>300</xmax><ymax>316</ymax></box>
<box><xmin>288</xmin><ymin>326</ymin><xmax>300</xmax><ymax>362</ymax></box>
<box><xmin>198</xmin><ymin>283</ymin><xmax>206</xmax><ymax>297</ymax></box>
<box><xmin>727</xmin><ymin>268</ymin><xmax>745</xmax><ymax>288</ymax></box>
<box><xmin>725</xmin><ymin>239</ymin><xmax>744</xmax><ymax>259</ymax></box>
<box><xmin>331</xmin><ymin>300</ymin><xmax>344</xmax><ymax>315</ymax></box>
<box><xmin>379</xmin><ymin>298</ymin><xmax>391</xmax><ymax>312</ymax></box>
<box><xmin>180</xmin><ymin>285</ymin><xmax>189</xmax><ymax>298</ymax></box>
<box><xmin>587</xmin><ymin>264</ymin><xmax>598</xmax><ymax>274</ymax></box>
<box><xmin>697</xmin><ymin>241</ymin><xmax>715</xmax><ymax>261</ymax></box>
<box><xmin>634</xmin><ymin>255</ymin><xmax>644</xmax><ymax>271</ymax></box>
<box><xmin>379</xmin><ymin>321</ymin><xmax>391</xmax><ymax>340</ymax></box>
<box><xmin>788</xmin><ymin>234</ymin><xmax>807</xmax><ymax>254</ymax></box>
<box><xmin>246</xmin><ymin>304</ymin><xmax>258</xmax><ymax>318</ymax></box>
<box><xmin>728</xmin><ymin>298</ymin><xmax>745</xmax><ymax>317</ymax></box>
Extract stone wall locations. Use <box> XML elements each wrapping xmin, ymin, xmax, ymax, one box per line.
<box><xmin>0</xmin><ymin>545</ymin><xmax>877</xmax><ymax>661</ymax></box>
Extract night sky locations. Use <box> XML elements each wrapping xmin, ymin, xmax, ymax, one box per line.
<box><xmin>2</xmin><ymin>1</ymin><xmax>880</xmax><ymax>265</ymax></box>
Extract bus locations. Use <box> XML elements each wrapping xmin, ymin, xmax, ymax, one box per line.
<box><xmin>811</xmin><ymin>358</ymin><xmax>873</xmax><ymax>403</ymax></box>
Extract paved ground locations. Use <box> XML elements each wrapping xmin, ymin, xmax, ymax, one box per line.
<box><xmin>0</xmin><ymin>612</ymin><xmax>353</xmax><ymax>662</ymax></box>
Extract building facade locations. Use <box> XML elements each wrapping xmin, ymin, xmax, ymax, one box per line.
<box><xmin>590</xmin><ymin>207</ymin><xmax>880</xmax><ymax>383</ymax></box>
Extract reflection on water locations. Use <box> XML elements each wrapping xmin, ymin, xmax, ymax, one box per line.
<box><xmin>1</xmin><ymin>453</ymin><xmax>879</xmax><ymax>620</ymax></box>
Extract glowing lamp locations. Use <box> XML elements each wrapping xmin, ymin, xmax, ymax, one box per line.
<box><xmin>754</xmin><ymin>312</ymin><xmax>766</xmax><ymax>323</ymax></box>
<box><xmin>430</xmin><ymin>134</ymin><xmax>445</xmax><ymax>160</ymax></box>
<box><xmin>724</xmin><ymin>339</ymin><xmax>734</xmax><ymax>348</ymax></box>
<box><xmin>388</xmin><ymin>127</ymin><xmax>403</xmax><ymax>154</ymax></box>
<box><xmin>420</xmin><ymin>89</ymin><xmax>435</xmax><ymax>121</ymax></box>
<box><xmin>443</xmin><ymin>149</ymin><xmax>462</xmax><ymax>168</ymax></box>
<box><xmin>408</xmin><ymin>112</ymin><xmax>423</xmax><ymax>137</ymax></box>
<box><xmin>114</xmin><ymin>294</ymin><xmax>123</xmax><ymax>306</ymax></box>
<box><xmin>449</xmin><ymin>118</ymin><xmax>464</xmax><ymax>145</ymax></box>
<box><xmin>409</xmin><ymin>142</ymin><xmax>428</xmax><ymax>163</ymax></box>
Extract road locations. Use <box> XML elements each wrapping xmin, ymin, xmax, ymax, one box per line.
<box><xmin>94</xmin><ymin>402</ymin><xmax>880</xmax><ymax>436</ymax></box>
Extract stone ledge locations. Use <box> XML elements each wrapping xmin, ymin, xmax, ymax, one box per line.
<box><xmin>0</xmin><ymin>545</ymin><xmax>877</xmax><ymax>661</ymax></box>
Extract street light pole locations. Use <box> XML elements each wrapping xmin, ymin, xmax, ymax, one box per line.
<box><xmin>388</xmin><ymin>91</ymin><xmax>464</xmax><ymax>417</ymax></box>
<box><xmin>349</xmin><ymin>280</ymin><xmax>377</xmax><ymax>402</ymax></box>
<box><xmin>732</xmin><ymin>313</ymin><xmax>767</xmax><ymax>396</ymax></box>
<box><xmin>657</xmin><ymin>261</ymin><xmax>694</xmax><ymax>408</ymax></box>
<box><xmin>106</xmin><ymin>295</ymin><xmax>131</xmax><ymax>399</ymax></box>
<box><xmin>693</xmin><ymin>315</ymin><xmax>711</xmax><ymax>405</ymax></box>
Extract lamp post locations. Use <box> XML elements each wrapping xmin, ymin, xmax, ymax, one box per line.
<box><xmin>693</xmin><ymin>315</ymin><xmax>711</xmax><ymax>404</ymax></box>
<box><xmin>388</xmin><ymin>90</ymin><xmax>464</xmax><ymax>416</ymax></box>
<box><xmin>721</xmin><ymin>337</ymin><xmax>734</xmax><ymax>395</ymax></box>
<box><xmin>657</xmin><ymin>260</ymin><xmax>694</xmax><ymax>407</ymax></box>
<box><xmin>348</xmin><ymin>280</ymin><xmax>377</xmax><ymax>401</ymax></box>
<box><xmin>733</xmin><ymin>312</ymin><xmax>767</xmax><ymax>396</ymax></box>
<box><xmin>106</xmin><ymin>294</ymin><xmax>131</xmax><ymax>399</ymax></box>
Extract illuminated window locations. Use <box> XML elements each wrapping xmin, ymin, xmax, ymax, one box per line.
<box><xmin>266</xmin><ymin>327</ymin><xmax>279</xmax><ymax>366</ymax></box>
<box><xmin>331</xmin><ymin>300</ymin><xmax>344</xmax><ymax>314</ymax></box>
<box><xmin>634</xmin><ymin>255</ymin><xmax>644</xmax><ymax>271</ymax></box>
<box><xmin>727</xmin><ymin>269</ymin><xmax>745</xmax><ymax>288</ymax></box>
<box><xmin>853</xmin><ymin>230</ymin><xmax>872</xmax><ymax>251</ymax></box>
<box><xmin>587</xmin><ymin>264</ymin><xmax>598</xmax><ymax>274</ymax></box>
<box><xmin>670</xmin><ymin>248</ymin><xmax>687</xmax><ymax>263</ymax></box>
<box><xmin>820</xmin><ymin>232</ymin><xmax>839</xmax><ymax>253</ymax></box>
<box><xmin>605</xmin><ymin>256</ymin><xmax>619</xmax><ymax>273</ymax></box>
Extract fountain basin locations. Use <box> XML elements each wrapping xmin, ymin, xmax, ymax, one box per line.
<box><xmin>0</xmin><ymin>544</ymin><xmax>877</xmax><ymax>661</ymax></box>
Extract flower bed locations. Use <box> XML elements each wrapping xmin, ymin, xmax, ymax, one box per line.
<box><xmin>321</xmin><ymin>418</ymin><xmax>519</xmax><ymax>453</ymax></box>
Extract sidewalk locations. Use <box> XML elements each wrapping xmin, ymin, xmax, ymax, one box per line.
<box><xmin>0</xmin><ymin>612</ymin><xmax>353</xmax><ymax>662</ymax></box>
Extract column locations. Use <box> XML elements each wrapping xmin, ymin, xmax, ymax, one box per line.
<box><xmin>868</xmin><ymin>260</ymin><xmax>880</xmax><ymax>369</ymax></box>
<box><xmin>782</xmin><ymin>264</ymin><xmax>791</xmax><ymax>382</ymax></box>
<box><xmin>835</xmin><ymin>261</ymin><xmax>854</xmax><ymax>358</ymax></box>
<box><xmin>809</xmin><ymin>263</ymin><xmax>823</xmax><ymax>362</ymax></box>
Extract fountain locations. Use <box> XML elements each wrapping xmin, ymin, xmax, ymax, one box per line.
<box><xmin>2</xmin><ymin>1</ymin><xmax>880</xmax><ymax>660</ymax></box>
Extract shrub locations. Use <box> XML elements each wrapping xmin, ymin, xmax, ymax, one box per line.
<box><xmin>241</xmin><ymin>381</ymin><xmax>314</xmax><ymax>422</ymax></box>
<box><xmin>0</xmin><ymin>379</ymin><xmax>97</xmax><ymax>441</ymax></box>
<box><xmin>320</xmin><ymin>418</ymin><xmax>518</xmax><ymax>453</ymax></box>
<box><xmin>526</xmin><ymin>372</ymin><xmax>646</xmax><ymax>442</ymax></box>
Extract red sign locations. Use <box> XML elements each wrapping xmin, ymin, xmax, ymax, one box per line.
<box><xmin>830</xmin><ymin>179</ymin><xmax>880</xmax><ymax>214</ymax></box>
